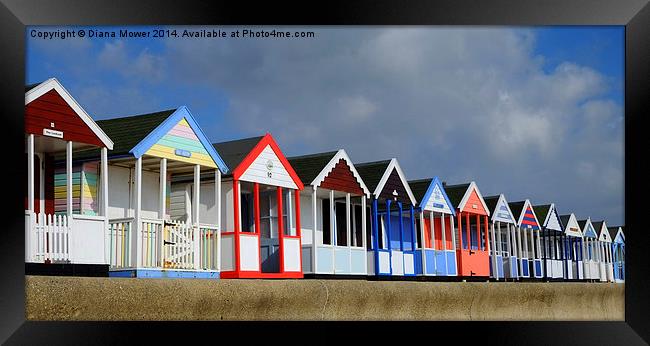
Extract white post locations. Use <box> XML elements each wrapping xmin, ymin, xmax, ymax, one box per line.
<box><xmin>330</xmin><ymin>189</ymin><xmax>335</xmax><ymax>272</ymax></box>
<box><xmin>439</xmin><ymin>212</ymin><xmax>446</xmax><ymax>251</ymax></box>
<box><xmin>312</xmin><ymin>186</ymin><xmax>318</xmax><ymax>273</ymax></box>
<box><xmin>362</xmin><ymin>195</ymin><xmax>367</xmax><ymax>272</ymax></box>
<box><xmin>288</xmin><ymin>189</ymin><xmax>293</xmax><ymax>235</ymax></box>
<box><xmin>429</xmin><ymin>211</ymin><xmax>436</xmax><ymax>273</ymax></box>
<box><xmin>101</xmin><ymin>148</ymin><xmax>108</xmax><ymax>217</ymax></box>
<box><xmin>450</xmin><ymin>214</ymin><xmax>456</xmax><ymax>251</ymax></box>
<box><xmin>27</xmin><ymin>134</ymin><xmax>35</xmax><ymax>212</ymax></box>
<box><xmin>159</xmin><ymin>158</ymin><xmax>167</xmax><ymax>220</ymax></box>
<box><xmin>216</xmin><ymin>169</ymin><xmax>221</xmax><ymax>271</ymax></box>
<box><xmin>66</xmin><ymin>141</ymin><xmax>73</xmax><ymax>216</ymax></box>
<box><xmin>101</xmin><ymin>147</ymin><xmax>109</xmax><ymax>265</ymax></box>
<box><xmin>193</xmin><ymin>164</ymin><xmax>201</xmax><ymax>269</ymax></box>
<box><xmin>420</xmin><ymin>211</ymin><xmax>427</xmax><ymax>274</ymax></box>
<box><xmin>491</xmin><ymin>222</ymin><xmax>497</xmax><ymax>280</ymax></box>
<box><xmin>133</xmin><ymin>157</ymin><xmax>143</xmax><ymax>268</ymax></box>
<box><xmin>346</xmin><ymin>193</ymin><xmax>351</xmax><ymax>247</ymax></box>
<box><xmin>516</xmin><ymin>225</ymin><xmax>523</xmax><ymax>275</ymax></box>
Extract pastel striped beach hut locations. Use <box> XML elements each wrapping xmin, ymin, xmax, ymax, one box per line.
<box><xmin>72</xmin><ymin>106</ymin><xmax>229</xmax><ymax>278</ymax></box>
<box><xmin>444</xmin><ymin>182</ymin><xmax>491</xmax><ymax>279</ymax></box>
<box><xmin>355</xmin><ymin>159</ymin><xmax>418</xmax><ymax>277</ymax></box>
<box><xmin>484</xmin><ymin>194</ymin><xmax>519</xmax><ymax>280</ymax></box>
<box><xmin>578</xmin><ymin>218</ymin><xmax>600</xmax><ymax>281</ymax></box>
<box><xmin>24</xmin><ymin>78</ymin><xmax>114</xmax><ymax>274</ymax></box>
<box><xmin>559</xmin><ymin>213</ymin><xmax>584</xmax><ymax>280</ymax></box>
<box><xmin>409</xmin><ymin>177</ymin><xmax>458</xmax><ymax>277</ymax></box>
<box><xmin>608</xmin><ymin>226</ymin><xmax>625</xmax><ymax>283</ymax></box>
<box><xmin>508</xmin><ymin>200</ymin><xmax>543</xmax><ymax>279</ymax></box>
<box><xmin>287</xmin><ymin>150</ymin><xmax>371</xmax><ymax>277</ymax></box>
<box><xmin>533</xmin><ymin>203</ymin><xmax>567</xmax><ymax>280</ymax></box>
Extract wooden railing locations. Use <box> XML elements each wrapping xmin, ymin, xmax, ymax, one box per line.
<box><xmin>108</xmin><ymin>218</ymin><xmax>133</xmax><ymax>268</ymax></box>
<box><xmin>29</xmin><ymin>212</ymin><xmax>71</xmax><ymax>263</ymax></box>
<box><xmin>199</xmin><ymin>224</ymin><xmax>219</xmax><ymax>270</ymax></box>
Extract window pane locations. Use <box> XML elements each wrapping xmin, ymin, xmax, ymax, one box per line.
<box><xmin>322</xmin><ymin>199</ymin><xmax>331</xmax><ymax>245</ymax></box>
<box><xmin>335</xmin><ymin>202</ymin><xmax>347</xmax><ymax>246</ymax></box>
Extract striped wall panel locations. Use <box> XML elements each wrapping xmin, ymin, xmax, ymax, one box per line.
<box><xmin>54</xmin><ymin>161</ymin><xmax>99</xmax><ymax>215</ymax></box>
<box><xmin>521</xmin><ymin>206</ymin><xmax>539</xmax><ymax>230</ymax></box>
<box><xmin>144</xmin><ymin>118</ymin><xmax>218</xmax><ymax>168</ymax></box>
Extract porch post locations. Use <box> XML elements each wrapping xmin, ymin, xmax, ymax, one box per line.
<box><xmin>516</xmin><ymin>226</ymin><xmax>523</xmax><ymax>275</ymax></box>
<box><xmin>66</xmin><ymin>141</ymin><xmax>73</xmax><ymax>216</ymax></box>
<box><xmin>484</xmin><ymin>215</ymin><xmax>489</xmax><ymax>253</ymax></box>
<box><xmin>491</xmin><ymin>221</ymin><xmax>497</xmax><ymax>279</ymax></box>
<box><xmin>133</xmin><ymin>156</ymin><xmax>143</xmax><ymax>268</ymax></box>
<box><xmin>430</xmin><ymin>211</ymin><xmax>435</xmax><ymax>250</ymax></box>
<box><xmin>101</xmin><ymin>148</ymin><xmax>108</xmax><ymax>217</ymax></box>
<box><xmin>457</xmin><ymin>211</ymin><xmax>463</xmax><ymax>250</ymax></box>
<box><xmin>361</xmin><ymin>195</ymin><xmax>367</xmax><ymax>271</ymax></box>
<box><xmin>372</xmin><ymin>198</ymin><xmax>379</xmax><ymax>273</ymax></box>
<box><xmin>409</xmin><ymin>206</ymin><xmax>415</xmax><ymax>253</ymax></box>
<box><xmin>397</xmin><ymin>202</ymin><xmax>404</xmax><ymax>252</ymax></box>
<box><xmin>346</xmin><ymin>193</ymin><xmax>351</xmax><ymax>247</ymax></box>
<box><xmin>216</xmin><ymin>169</ymin><xmax>221</xmax><ymax>271</ymax></box>
<box><xmin>449</xmin><ymin>214</ymin><xmax>456</xmax><ymax>251</ymax></box>
<box><xmin>193</xmin><ymin>164</ymin><xmax>200</xmax><ymax>269</ymax></box>
<box><xmin>420</xmin><ymin>211</ymin><xmax>427</xmax><ymax>274</ymax></box>
<box><xmin>330</xmin><ymin>190</ymin><xmax>335</xmax><ymax>246</ymax></box>
<box><xmin>277</xmin><ymin>187</ymin><xmax>284</xmax><ymax>273</ymax></box>
<box><xmin>312</xmin><ymin>186</ymin><xmax>318</xmax><ymax>273</ymax></box>
<box><xmin>159</xmin><ymin>158</ymin><xmax>167</xmax><ymax>220</ymax></box>
<box><xmin>27</xmin><ymin>134</ymin><xmax>35</xmax><ymax>213</ymax></box>
<box><xmin>295</xmin><ymin>189</ymin><xmax>302</xmax><ymax>271</ymax></box>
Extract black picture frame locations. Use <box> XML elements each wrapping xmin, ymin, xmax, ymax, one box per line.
<box><xmin>0</xmin><ymin>0</ymin><xmax>648</xmax><ymax>344</ymax></box>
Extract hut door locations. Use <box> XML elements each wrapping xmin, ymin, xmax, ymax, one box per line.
<box><xmin>260</xmin><ymin>189</ymin><xmax>280</xmax><ymax>273</ymax></box>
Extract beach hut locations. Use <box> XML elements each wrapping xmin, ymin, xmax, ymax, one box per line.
<box><xmin>594</xmin><ymin>220</ymin><xmax>614</xmax><ymax>282</ymax></box>
<box><xmin>484</xmin><ymin>194</ymin><xmax>519</xmax><ymax>281</ymax></box>
<box><xmin>608</xmin><ymin>226</ymin><xmax>625</xmax><ymax>283</ymax></box>
<box><xmin>578</xmin><ymin>218</ymin><xmax>600</xmax><ymax>281</ymax></box>
<box><xmin>508</xmin><ymin>200</ymin><xmax>543</xmax><ymax>279</ymax></box>
<box><xmin>533</xmin><ymin>203</ymin><xmax>566</xmax><ymax>280</ymax></box>
<box><xmin>444</xmin><ymin>182</ymin><xmax>490</xmax><ymax>278</ymax></box>
<box><xmin>287</xmin><ymin>150</ymin><xmax>371</xmax><ymax>277</ymax></box>
<box><xmin>71</xmin><ymin>107</ymin><xmax>228</xmax><ymax>278</ymax></box>
<box><xmin>24</xmin><ymin>78</ymin><xmax>114</xmax><ymax>274</ymax></box>
<box><xmin>209</xmin><ymin>134</ymin><xmax>305</xmax><ymax>279</ymax></box>
<box><xmin>355</xmin><ymin>159</ymin><xmax>417</xmax><ymax>277</ymax></box>
<box><xmin>559</xmin><ymin>213</ymin><xmax>584</xmax><ymax>280</ymax></box>
<box><xmin>409</xmin><ymin>177</ymin><xmax>457</xmax><ymax>277</ymax></box>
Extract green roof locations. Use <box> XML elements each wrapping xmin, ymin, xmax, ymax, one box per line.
<box><xmin>577</xmin><ymin>219</ymin><xmax>588</xmax><ymax>230</ymax></box>
<box><xmin>287</xmin><ymin>151</ymin><xmax>338</xmax><ymax>186</ymax></box>
<box><xmin>591</xmin><ymin>221</ymin><xmax>604</xmax><ymax>235</ymax></box>
<box><xmin>354</xmin><ymin>160</ymin><xmax>391</xmax><ymax>192</ymax></box>
<box><xmin>443</xmin><ymin>183</ymin><xmax>470</xmax><ymax>207</ymax></box>
<box><xmin>212</xmin><ymin>136</ymin><xmax>264</xmax><ymax>175</ymax></box>
<box><xmin>508</xmin><ymin>201</ymin><xmax>526</xmax><ymax>219</ymax></box>
<box><xmin>532</xmin><ymin>204</ymin><xmax>552</xmax><ymax>224</ymax></box>
<box><xmin>407</xmin><ymin>178</ymin><xmax>433</xmax><ymax>203</ymax></box>
<box><xmin>57</xmin><ymin>109</ymin><xmax>175</xmax><ymax>161</ymax></box>
<box><xmin>483</xmin><ymin>195</ymin><xmax>501</xmax><ymax>214</ymax></box>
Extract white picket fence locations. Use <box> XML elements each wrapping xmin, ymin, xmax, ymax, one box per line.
<box><xmin>199</xmin><ymin>224</ymin><xmax>219</xmax><ymax>270</ymax></box>
<box><xmin>29</xmin><ymin>212</ymin><xmax>72</xmax><ymax>263</ymax></box>
<box><xmin>107</xmin><ymin>218</ymin><xmax>132</xmax><ymax>268</ymax></box>
<box><xmin>163</xmin><ymin>220</ymin><xmax>195</xmax><ymax>270</ymax></box>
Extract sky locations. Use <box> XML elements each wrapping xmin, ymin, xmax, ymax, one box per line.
<box><xmin>26</xmin><ymin>26</ymin><xmax>625</xmax><ymax>226</ymax></box>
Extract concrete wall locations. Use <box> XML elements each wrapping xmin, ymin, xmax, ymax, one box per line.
<box><xmin>25</xmin><ymin>276</ymin><xmax>623</xmax><ymax>321</ymax></box>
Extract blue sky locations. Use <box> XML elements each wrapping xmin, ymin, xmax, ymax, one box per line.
<box><xmin>26</xmin><ymin>26</ymin><xmax>625</xmax><ymax>226</ymax></box>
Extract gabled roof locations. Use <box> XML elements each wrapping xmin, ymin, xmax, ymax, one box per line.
<box><xmin>214</xmin><ymin>133</ymin><xmax>303</xmax><ymax>189</ymax></box>
<box><xmin>509</xmin><ymin>199</ymin><xmax>540</xmax><ymax>229</ymax></box>
<box><xmin>560</xmin><ymin>214</ymin><xmax>583</xmax><ymax>237</ymax></box>
<box><xmin>354</xmin><ymin>160</ymin><xmax>391</xmax><ymax>192</ymax></box>
<box><xmin>533</xmin><ymin>204</ymin><xmax>551</xmax><ymax>223</ymax></box>
<box><xmin>25</xmin><ymin>78</ymin><xmax>114</xmax><ymax>149</ymax></box>
<box><xmin>288</xmin><ymin>149</ymin><xmax>370</xmax><ymax>197</ymax></box>
<box><xmin>578</xmin><ymin>218</ymin><xmax>597</xmax><ymax>238</ymax></box>
<box><xmin>443</xmin><ymin>181</ymin><xmax>490</xmax><ymax>216</ymax></box>
<box><xmin>408</xmin><ymin>177</ymin><xmax>455</xmax><ymax>215</ymax></box>
<box><xmin>443</xmin><ymin>183</ymin><xmax>470</xmax><ymax>207</ymax></box>
<box><xmin>213</xmin><ymin>136</ymin><xmax>265</xmax><ymax>175</ymax></box>
<box><xmin>355</xmin><ymin>158</ymin><xmax>416</xmax><ymax>205</ymax></box>
<box><xmin>484</xmin><ymin>194</ymin><xmax>516</xmax><ymax>223</ymax></box>
<box><xmin>607</xmin><ymin>226</ymin><xmax>619</xmax><ymax>240</ymax></box>
<box><xmin>87</xmin><ymin>107</ymin><xmax>228</xmax><ymax>172</ymax></box>
<box><xmin>595</xmin><ymin>220</ymin><xmax>611</xmax><ymax>242</ymax></box>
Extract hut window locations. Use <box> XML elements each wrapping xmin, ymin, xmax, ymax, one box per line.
<box><xmin>240</xmin><ymin>182</ymin><xmax>254</xmax><ymax>233</ymax></box>
<box><xmin>335</xmin><ymin>201</ymin><xmax>347</xmax><ymax>246</ymax></box>
<box><xmin>322</xmin><ymin>199</ymin><xmax>331</xmax><ymax>245</ymax></box>
<box><xmin>353</xmin><ymin>204</ymin><xmax>363</xmax><ymax>247</ymax></box>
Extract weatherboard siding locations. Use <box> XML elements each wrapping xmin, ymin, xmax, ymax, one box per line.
<box><xmin>25</xmin><ymin>89</ymin><xmax>104</xmax><ymax>147</ymax></box>
<box><xmin>545</xmin><ymin>207</ymin><xmax>562</xmax><ymax>231</ymax></box>
<box><xmin>319</xmin><ymin>159</ymin><xmax>364</xmax><ymax>195</ymax></box>
<box><xmin>462</xmin><ymin>188</ymin><xmax>488</xmax><ymax>215</ymax></box>
<box><xmin>54</xmin><ymin>162</ymin><xmax>99</xmax><ymax>215</ymax></box>
<box><xmin>239</xmin><ymin>145</ymin><xmax>298</xmax><ymax>189</ymax></box>
<box><xmin>143</xmin><ymin>117</ymin><xmax>218</xmax><ymax>168</ymax></box>
<box><xmin>377</xmin><ymin>169</ymin><xmax>411</xmax><ymax>204</ymax></box>
<box><xmin>521</xmin><ymin>206</ymin><xmax>539</xmax><ymax>229</ymax></box>
<box><xmin>424</xmin><ymin>183</ymin><xmax>453</xmax><ymax>214</ymax></box>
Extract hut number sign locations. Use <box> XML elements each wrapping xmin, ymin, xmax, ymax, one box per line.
<box><xmin>43</xmin><ymin>128</ymin><xmax>63</xmax><ymax>138</ymax></box>
<box><xmin>266</xmin><ymin>160</ymin><xmax>274</xmax><ymax>178</ymax></box>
